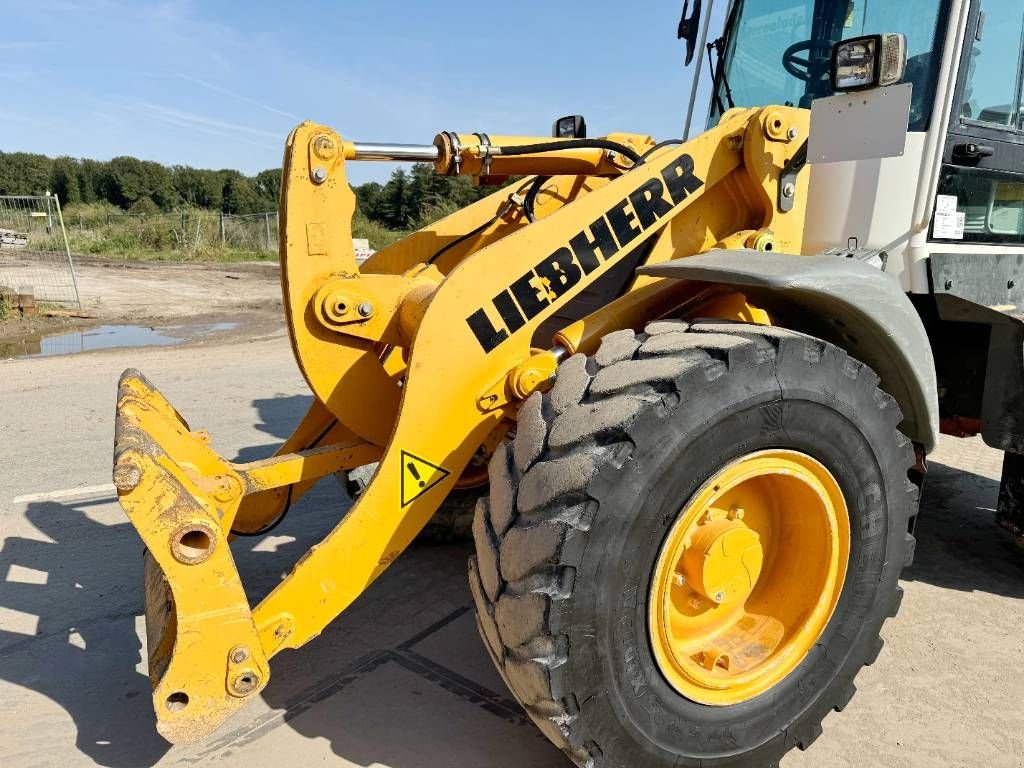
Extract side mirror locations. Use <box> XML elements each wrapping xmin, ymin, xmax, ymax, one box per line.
<box><xmin>553</xmin><ymin>115</ymin><xmax>587</xmax><ymax>139</ymax></box>
<box><xmin>677</xmin><ymin>0</ymin><xmax>703</xmax><ymax>66</ymax></box>
<box><xmin>831</xmin><ymin>33</ymin><xmax>907</xmax><ymax>92</ymax></box>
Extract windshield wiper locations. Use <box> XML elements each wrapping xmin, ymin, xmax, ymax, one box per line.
<box><xmin>707</xmin><ymin>36</ymin><xmax>736</xmax><ymax>113</ymax></box>
<box><xmin>708</xmin><ymin>0</ymin><xmax>742</xmax><ymax>114</ymax></box>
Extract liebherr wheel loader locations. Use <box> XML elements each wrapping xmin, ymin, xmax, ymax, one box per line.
<box><xmin>113</xmin><ymin>0</ymin><xmax>1024</xmax><ymax>764</ymax></box>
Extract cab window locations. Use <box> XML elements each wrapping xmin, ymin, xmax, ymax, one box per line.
<box><xmin>959</xmin><ymin>0</ymin><xmax>1024</xmax><ymax>130</ymax></box>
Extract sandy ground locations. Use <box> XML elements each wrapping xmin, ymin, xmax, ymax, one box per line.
<box><xmin>0</xmin><ymin>258</ymin><xmax>284</xmax><ymax>352</ymax></box>
<box><xmin>0</xmin><ymin>331</ymin><xmax>1021</xmax><ymax>768</ymax></box>
<box><xmin>68</xmin><ymin>258</ymin><xmax>283</xmax><ymax>320</ymax></box>
<box><xmin>0</xmin><ymin>249</ymin><xmax>1022</xmax><ymax>766</ymax></box>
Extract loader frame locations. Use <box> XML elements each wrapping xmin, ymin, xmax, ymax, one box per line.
<box><xmin>115</xmin><ymin>106</ymin><xmax>818</xmax><ymax>742</ymax></box>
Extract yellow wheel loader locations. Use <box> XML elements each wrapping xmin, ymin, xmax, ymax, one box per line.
<box><xmin>113</xmin><ymin>0</ymin><xmax>1024</xmax><ymax>764</ymax></box>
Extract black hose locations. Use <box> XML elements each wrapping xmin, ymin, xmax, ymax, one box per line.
<box><xmin>523</xmin><ymin>175</ymin><xmax>551</xmax><ymax>223</ymax></box>
<box><xmin>637</xmin><ymin>139</ymin><xmax>685</xmax><ymax>164</ymax></box>
<box><xmin>426</xmin><ymin>214</ymin><xmax>500</xmax><ymax>265</ymax></box>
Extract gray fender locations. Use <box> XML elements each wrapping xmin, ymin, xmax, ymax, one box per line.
<box><xmin>639</xmin><ymin>249</ymin><xmax>939</xmax><ymax>451</ymax></box>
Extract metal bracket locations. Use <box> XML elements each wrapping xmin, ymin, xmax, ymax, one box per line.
<box><xmin>778</xmin><ymin>139</ymin><xmax>808</xmax><ymax>213</ymax></box>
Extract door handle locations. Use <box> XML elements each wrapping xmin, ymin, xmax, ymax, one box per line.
<box><xmin>952</xmin><ymin>142</ymin><xmax>995</xmax><ymax>165</ymax></box>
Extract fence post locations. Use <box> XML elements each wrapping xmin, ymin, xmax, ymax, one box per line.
<box><xmin>52</xmin><ymin>194</ymin><xmax>82</xmax><ymax>310</ymax></box>
<box><xmin>45</xmin><ymin>193</ymin><xmax>54</xmax><ymax>234</ymax></box>
<box><xmin>219</xmin><ymin>212</ymin><xmax>225</xmax><ymax>243</ymax></box>
<box><xmin>264</xmin><ymin>212</ymin><xmax>272</xmax><ymax>251</ymax></box>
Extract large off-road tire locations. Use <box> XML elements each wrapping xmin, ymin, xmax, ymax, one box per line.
<box><xmin>469</xmin><ymin>319</ymin><xmax>918</xmax><ymax>768</ymax></box>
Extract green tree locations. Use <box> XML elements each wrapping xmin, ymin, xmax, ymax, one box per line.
<box><xmin>51</xmin><ymin>157</ymin><xmax>82</xmax><ymax>204</ymax></box>
<box><xmin>0</xmin><ymin>152</ymin><xmax>53</xmax><ymax>195</ymax></box>
<box><xmin>222</xmin><ymin>174</ymin><xmax>259</xmax><ymax>214</ymax></box>
<box><xmin>253</xmin><ymin>168</ymin><xmax>282</xmax><ymax>209</ymax></box>
<box><xmin>381</xmin><ymin>169</ymin><xmax>412</xmax><ymax>229</ymax></box>
<box><xmin>98</xmin><ymin>156</ymin><xmax>179</xmax><ymax>210</ymax></box>
<box><xmin>172</xmin><ymin>166</ymin><xmax>224</xmax><ymax>210</ymax></box>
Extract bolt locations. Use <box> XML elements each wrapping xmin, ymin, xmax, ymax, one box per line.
<box><xmin>787</xmin><ymin>127</ymin><xmax>799</xmax><ymax>140</ymax></box>
<box><xmin>357</xmin><ymin>302</ymin><xmax>373</xmax><ymax>317</ymax></box>
<box><xmin>728</xmin><ymin>506</ymin><xmax>745</xmax><ymax>521</ymax></box>
<box><xmin>311</xmin><ymin>166</ymin><xmax>328</xmax><ymax>184</ymax></box>
<box><xmin>229</xmin><ymin>645</ymin><xmax>250</xmax><ymax>664</ymax></box>
<box><xmin>673</xmin><ymin>573</ymin><xmax>687</xmax><ymax>587</ymax></box>
<box><xmin>782</xmin><ymin>183</ymin><xmax>796</xmax><ymax>199</ymax></box>
<box><xmin>713</xmin><ymin>591</ymin><xmax>726</xmax><ymax>604</ymax></box>
<box><xmin>113</xmin><ymin>463</ymin><xmax>142</xmax><ymax>492</ymax></box>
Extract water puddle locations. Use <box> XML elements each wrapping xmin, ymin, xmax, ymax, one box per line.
<box><xmin>1</xmin><ymin>322</ymin><xmax>238</xmax><ymax>360</ymax></box>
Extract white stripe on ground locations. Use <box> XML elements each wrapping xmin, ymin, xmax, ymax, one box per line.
<box><xmin>12</xmin><ymin>483</ymin><xmax>117</xmax><ymax>504</ymax></box>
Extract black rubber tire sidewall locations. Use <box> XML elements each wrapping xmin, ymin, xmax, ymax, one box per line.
<box><xmin>559</xmin><ymin>391</ymin><xmax>903</xmax><ymax>766</ymax></box>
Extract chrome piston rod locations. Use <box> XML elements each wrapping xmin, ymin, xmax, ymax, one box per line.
<box><xmin>350</xmin><ymin>142</ymin><xmax>440</xmax><ymax>162</ymax></box>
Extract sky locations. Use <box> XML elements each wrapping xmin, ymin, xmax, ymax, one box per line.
<box><xmin>0</xmin><ymin>0</ymin><xmax>725</xmax><ymax>186</ymax></box>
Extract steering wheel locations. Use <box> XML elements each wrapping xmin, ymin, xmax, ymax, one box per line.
<box><xmin>782</xmin><ymin>39</ymin><xmax>835</xmax><ymax>82</ymax></box>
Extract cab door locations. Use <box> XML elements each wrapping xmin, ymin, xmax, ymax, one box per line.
<box><xmin>933</xmin><ymin>0</ymin><xmax>1024</xmax><ymax>250</ymax></box>
<box><xmin>927</xmin><ymin>0</ymin><xmax>1024</xmax><ymax>465</ymax></box>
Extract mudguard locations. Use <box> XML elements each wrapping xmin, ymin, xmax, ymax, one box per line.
<box><xmin>639</xmin><ymin>249</ymin><xmax>940</xmax><ymax>451</ymax></box>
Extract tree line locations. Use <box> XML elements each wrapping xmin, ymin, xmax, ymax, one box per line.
<box><xmin>0</xmin><ymin>151</ymin><xmax>281</xmax><ymax>215</ymax></box>
<box><xmin>0</xmin><ymin>150</ymin><xmax>501</xmax><ymax>228</ymax></box>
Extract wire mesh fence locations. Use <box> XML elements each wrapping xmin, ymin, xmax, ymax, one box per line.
<box><xmin>0</xmin><ymin>194</ymin><xmax>81</xmax><ymax>309</ymax></box>
<box><xmin>220</xmin><ymin>212</ymin><xmax>278</xmax><ymax>252</ymax></box>
<box><xmin>68</xmin><ymin>209</ymin><xmax>224</xmax><ymax>258</ymax></box>
<box><xmin>62</xmin><ymin>208</ymin><xmax>374</xmax><ymax>262</ymax></box>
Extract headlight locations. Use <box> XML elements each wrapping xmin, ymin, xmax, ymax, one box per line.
<box><xmin>832</xmin><ymin>33</ymin><xmax>907</xmax><ymax>92</ymax></box>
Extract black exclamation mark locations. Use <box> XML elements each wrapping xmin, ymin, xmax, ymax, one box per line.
<box><xmin>408</xmin><ymin>462</ymin><xmax>425</xmax><ymax>487</ymax></box>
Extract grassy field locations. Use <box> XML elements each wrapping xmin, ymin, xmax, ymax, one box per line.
<box><xmin>48</xmin><ymin>202</ymin><xmax>407</xmax><ymax>262</ymax></box>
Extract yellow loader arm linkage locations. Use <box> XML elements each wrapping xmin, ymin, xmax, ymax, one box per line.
<box><xmin>113</xmin><ymin>106</ymin><xmax>809</xmax><ymax>743</ymax></box>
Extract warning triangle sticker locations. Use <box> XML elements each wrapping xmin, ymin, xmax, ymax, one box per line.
<box><xmin>400</xmin><ymin>450</ymin><xmax>451</xmax><ymax>507</ymax></box>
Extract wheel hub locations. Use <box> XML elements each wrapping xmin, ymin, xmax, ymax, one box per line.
<box><xmin>649</xmin><ymin>450</ymin><xmax>850</xmax><ymax>705</ymax></box>
<box><xmin>679</xmin><ymin>512</ymin><xmax>763</xmax><ymax>606</ymax></box>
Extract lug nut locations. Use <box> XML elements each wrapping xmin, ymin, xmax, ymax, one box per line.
<box><xmin>713</xmin><ymin>591</ymin><xmax>726</xmax><ymax>604</ymax></box>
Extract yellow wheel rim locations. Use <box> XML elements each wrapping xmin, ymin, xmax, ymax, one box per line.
<box><xmin>648</xmin><ymin>449</ymin><xmax>850</xmax><ymax>705</ymax></box>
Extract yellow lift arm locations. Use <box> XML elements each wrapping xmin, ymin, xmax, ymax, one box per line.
<box><xmin>113</xmin><ymin>105</ymin><xmax>809</xmax><ymax>743</ymax></box>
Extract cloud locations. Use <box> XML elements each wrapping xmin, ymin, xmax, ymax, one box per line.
<box><xmin>172</xmin><ymin>73</ymin><xmax>300</xmax><ymax>121</ymax></box>
<box><xmin>111</xmin><ymin>100</ymin><xmax>279</xmax><ymax>152</ymax></box>
<box><xmin>133</xmin><ymin>102</ymin><xmax>281</xmax><ymax>142</ymax></box>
